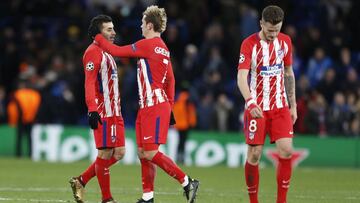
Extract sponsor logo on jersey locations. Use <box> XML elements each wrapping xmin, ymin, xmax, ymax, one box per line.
<box><xmin>239</xmin><ymin>53</ymin><xmax>245</xmax><ymax>63</ymax></box>
<box><xmin>259</xmin><ymin>64</ymin><xmax>283</xmax><ymax>77</ymax></box>
<box><xmin>131</xmin><ymin>43</ymin><xmax>137</xmax><ymax>51</ymax></box>
<box><xmin>154</xmin><ymin>47</ymin><xmax>170</xmax><ymax>57</ymax></box>
<box><xmin>86</xmin><ymin>61</ymin><xmax>94</xmax><ymax>71</ymax></box>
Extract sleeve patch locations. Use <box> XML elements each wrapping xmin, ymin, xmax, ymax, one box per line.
<box><xmin>239</xmin><ymin>53</ymin><xmax>245</xmax><ymax>64</ymax></box>
<box><xmin>86</xmin><ymin>61</ymin><xmax>94</xmax><ymax>71</ymax></box>
<box><xmin>131</xmin><ymin>44</ymin><xmax>137</xmax><ymax>51</ymax></box>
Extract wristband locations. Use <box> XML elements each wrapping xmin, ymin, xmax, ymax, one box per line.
<box><xmin>245</xmin><ymin>98</ymin><xmax>257</xmax><ymax>111</ymax></box>
<box><xmin>246</xmin><ymin>98</ymin><xmax>256</xmax><ymax>106</ymax></box>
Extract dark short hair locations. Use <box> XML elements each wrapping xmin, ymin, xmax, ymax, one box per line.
<box><xmin>262</xmin><ymin>5</ymin><xmax>284</xmax><ymax>25</ymax></box>
<box><xmin>88</xmin><ymin>15</ymin><xmax>112</xmax><ymax>38</ymax></box>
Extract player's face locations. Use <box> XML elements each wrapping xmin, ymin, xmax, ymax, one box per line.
<box><xmin>100</xmin><ymin>22</ymin><xmax>116</xmax><ymax>43</ymax></box>
<box><xmin>141</xmin><ymin>15</ymin><xmax>151</xmax><ymax>38</ymax></box>
<box><xmin>260</xmin><ymin>20</ymin><xmax>282</xmax><ymax>41</ymax></box>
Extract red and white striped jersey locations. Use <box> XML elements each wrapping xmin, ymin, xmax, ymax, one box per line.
<box><xmin>83</xmin><ymin>43</ymin><xmax>121</xmax><ymax>118</ymax></box>
<box><xmin>95</xmin><ymin>35</ymin><xmax>175</xmax><ymax>109</ymax></box>
<box><xmin>238</xmin><ymin>32</ymin><xmax>293</xmax><ymax>111</ymax></box>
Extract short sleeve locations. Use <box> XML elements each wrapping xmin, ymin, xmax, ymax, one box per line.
<box><xmin>283</xmin><ymin>36</ymin><xmax>293</xmax><ymax>67</ymax></box>
<box><xmin>237</xmin><ymin>39</ymin><xmax>252</xmax><ymax>70</ymax></box>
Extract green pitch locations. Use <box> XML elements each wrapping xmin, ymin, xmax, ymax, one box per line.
<box><xmin>0</xmin><ymin>158</ymin><xmax>359</xmax><ymax>203</ymax></box>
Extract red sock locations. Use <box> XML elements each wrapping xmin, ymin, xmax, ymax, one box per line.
<box><xmin>151</xmin><ymin>152</ymin><xmax>186</xmax><ymax>184</ymax></box>
<box><xmin>245</xmin><ymin>161</ymin><xmax>259</xmax><ymax>203</ymax></box>
<box><xmin>140</xmin><ymin>158</ymin><xmax>156</xmax><ymax>192</ymax></box>
<box><xmin>80</xmin><ymin>156</ymin><xmax>118</xmax><ymax>186</ymax></box>
<box><xmin>277</xmin><ymin>158</ymin><xmax>292</xmax><ymax>203</ymax></box>
<box><xmin>81</xmin><ymin>162</ymin><xmax>96</xmax><ymax>186</ymax></box>
<box><xmin>95</xmin><ymin>157</ymin><xmax>112</xmax><ymax>201</ymax></box>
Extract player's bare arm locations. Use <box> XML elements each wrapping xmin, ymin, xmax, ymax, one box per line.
<box><xmin>237</xmin><ymin>69</ymin><xmax>263</xmax><ymax>118</ymax></box>
<box><xmin>284</xmin><ymin>66</ymin><xmax>297</xmax><ymax>124</ymax></box>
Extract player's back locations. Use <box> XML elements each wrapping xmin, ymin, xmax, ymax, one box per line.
<box><xmin>136</xmin><ymin>37</ymin><xmax>173</xmax><ymax>108</ymax></box>
<box><xmin>83</xmin><ymin>43</ymin><xmax>121</xmax><ymax>118</ymax></box>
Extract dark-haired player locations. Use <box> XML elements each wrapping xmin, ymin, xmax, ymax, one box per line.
<box><xmin>237</xmin><ymin>5</ymin><xmax>297</xmax><ymax>203</ymax></box>
<box><xmin>69</xmin><ymin>15</ymin><xmax>125</xmax><ymax>203</ymax></box>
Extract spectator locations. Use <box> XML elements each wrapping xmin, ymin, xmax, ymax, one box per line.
<box><xmin>214</xmin><ymin>93</ymin><xmax>233</xmax><ymax>132</ymax></box>
<box><xmin>0</xmin><ymin>86</ymin><xmax>6</xmax><ymax>124</ymax></box>
<box><xmin>173</xmin><ymin>88</ymin><xmax>197</xmax><ymax>164</ymax></box>
<box><xmin>341</xmin><ymin>68</ymin><xmax>360</xmax><ymax>95</ymax></box>
<box><xmin>7</xmin><ymin>80</ymin><xmax>41</xmax><ymax>157</ymax></box>
<box><xmin>316</xmin><ymin>68</ymin><xmax>339</xmax><ymax>104</ymax></box>
<box><xmin>326</xmin><ymin>92</ymin><xmax>351</xmax><ymax>135</ymax></box>
<box><xmin>306</xmin><ymin>47</ymin><xmax>333</xmax><ymax>87</ymax></box>
<box><xmin>304</xmin><ymin>91</ymin><xmax>327</xmax><ymax>136</ymax></box>
<box><xmin>196</xmin><ymin>92</ymin><xmax>216</xmax><ymax>130</ymax></box>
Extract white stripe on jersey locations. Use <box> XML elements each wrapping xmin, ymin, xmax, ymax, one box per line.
<box><xmin>106</xmin><ymin>53</ymin><xmax>120</xmax><ymax>116</ymax></box>
<box><xmin>154</xmin><ymin>88</ymin><xmax>165</xmax><ymax>103</ymax></box>
<box><xmin>100</xmin><ymin>54</ymin><xmax>113</xmax><ymax>117</ymax></box>
<box><xmin>140</xmin><ymin>59</ymin><xmax>154</xmax><ymax>107</ymax></box>
<box><xmin>274</xmin><ymin>39</ymin><xmax>284</xmax><ymax>109</ymax></box>
<box><xmin>260</xmin><ymin>40</ymin><xmax>271</xmax><ymax>111</ymax></box>
<box><xmin>137</xmin><ymin>64</ymin><xmax>144</xmax><ymax>109</ymax></box>
<box><xmin>250</xmin><ymin>45</ymin><xmax>258</xmax><ymax>101</ymax></box>
<box><xmin>283</xmin><ymin>41</ymin><xmax>289</xmax><ymax>106</ymax></box>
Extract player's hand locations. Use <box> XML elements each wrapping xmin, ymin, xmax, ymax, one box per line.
<box><xmin>249</xmin><ymin>104</ymin><xmax>263</xmax><ymax>118</ymax></box>
<box><xmin>246</xmin><ymin>98</ymin><xmax>263</xmax><ymax>118</ymax></box>
<box><xmin>88</xmin><ymin>111</ymin><xmax>102</xmax><ymax>129</ymax></box>
<box><xmin>170</xmin><ymin>111</ymin><xmax>176</xmax><ymax>126</ymax></box>
<box><xmin>290</xmin><ymin>106</ymin><xmax>297</xmax><ymax>124</ymax></box>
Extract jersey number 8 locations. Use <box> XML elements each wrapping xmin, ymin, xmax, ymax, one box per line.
<box><xmin>249</xmin><ymin>119</ymin><xmax>257</xmax><ymax>133</ymax></box>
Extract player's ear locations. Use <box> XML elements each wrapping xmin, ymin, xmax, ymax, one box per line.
<box><xmin>259</xmin><ymin>20</ymin><xmax>264</xmax><ymax>29</ymax></box>
<box><xmin>147</xmin><ymin>22</ymin><xmax>153</xmax><ymax>31</ymax></box>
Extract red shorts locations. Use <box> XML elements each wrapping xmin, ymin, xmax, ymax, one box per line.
<box><xmin>243</xmin><ymin>107</ymin><xmax>293</xmax><ymax>145</ymax></box>
<box><xmin>93</xmin><ymin>116</ymin><xmax>125</xmax><ymax>149</ymax></box>
<box><xmin>136</xmin><ymin>102</ymin><xmax>171</xmax><ymax>147</ymax></box>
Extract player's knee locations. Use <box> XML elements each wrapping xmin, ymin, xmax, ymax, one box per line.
<box><xmin>137</xmin><ymin>149</ymin><xmax>146</xmax><ymax>159</ymax></box>
<box><xmin>142</xmin><ymin>151</ymin><xmax>152</xmax><ymax>161</ymax></box>
<box><xmin>142</xmin><ymin>150</ymin><xmax>157</xmax><ymax>161</ymax></box>
<box><xmin>248</xmin><ymin>153</ymin><xmax>261</xmax><ymax>164</ymax></box>
<box><xmin>247</xmin><ymin>149</ymin><xmax>262</xmax><ymax>164</ymax></box>
<box><xmin>113</xmin><ymin>148</ymin><xmax>126</xmax><ymax>160</ymax></box>
<box><xmin>278</xmin><ymin>146</ymin><xmax>293</xmax><ymax>158</ymax></box>
<box><xmin>98</xmin><ymin>148</ymin><xmax>113</xmax><ymax>159</ymax></box>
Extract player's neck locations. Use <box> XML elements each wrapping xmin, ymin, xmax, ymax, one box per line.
<box><xmin>259</xmin><ymin>30</ymin><xmax>266</xmax><ymax>41</ymax></box>
<box><xmin>145</xmin><ymin>31</ymin><xmax>161</xmax><ymax>39</ymax></box>
<box><xmin>259</xmin><ymin>30</ymin><xmax>271</xmax><ymax>43</ymax></box>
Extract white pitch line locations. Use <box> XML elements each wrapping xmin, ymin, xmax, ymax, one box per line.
<box><xmin>0</xmin><ymin>197</ymin><xmax>69</xmax><ymax>202</ymax></box>
<box><xmin>0</xmin><ymin>187</ymin><xmax>67</xmax><ymax>192</ymax></box>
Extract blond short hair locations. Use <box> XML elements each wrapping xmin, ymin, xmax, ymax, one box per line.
<box><xmin>143</xmin><ymin>5</ymin><xmax>167</xmax><ymax>33</ymax></box>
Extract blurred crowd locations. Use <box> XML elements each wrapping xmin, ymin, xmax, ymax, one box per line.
<box><xmin>0</xmin><ymin>0</ymin><xmax>359</xmax><ymax>137</ymax></box>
